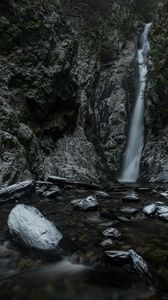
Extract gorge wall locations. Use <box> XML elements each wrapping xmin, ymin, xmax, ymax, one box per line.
<box><xmin>0</xmin><ymin>0</ymin><xmax>164</xmax><ymax>187</ymax></box>
<box><xmin>141</xmin><ymin>0</ymin><xmax>168</xmax><ymax>182</ymax></box>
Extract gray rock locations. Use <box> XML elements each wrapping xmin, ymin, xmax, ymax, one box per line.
<box><xmin>99</xmin><ymin>221</ymin><xmax>119</xmax><ymax>227</ymax></box>
<box><xmin>104</xmin><ymin>249</ymin><xmax>152</xmax><ymax>284</ymax></box>
<box><xmin>120</xmin><ymin>207</ymin><xmax>138</xmax><ymax>214</ymax></box>
<box><xmin>8</xmin><ymin>204</ymin><xmax>63</xmax><ymax>251</ymax></box>
<box><xmin>129</xmin><ymin>249</ymin><xmax>152</xmax><ymax>284</ymax></box>
<box><xmin>102</xmin><ymin>227</ymin><xmax>121</xmax><ymax>238</ymax></box>
<box><xmin>43</xmin><ymin>186</ymin><xmax>61</xmax><ymax>198</ymax></box>
<box><xmin>157</xmin><ymin>205</ymin><xmax>168</xmax><ymax>221</ymax></box>
<box><xmin>122</xmin><ymin>192</ymin><xmax>140</xmax><ymax>202</ymax></box>
<box><xmin>143</xmin><ymin>204</ymin><xmax>157</xmax><ymax>215</ymax></box>
<box><xmin>160</xmin><ymin>191</ymin><xmax>168</xmax><ymax>198</ymax></box>
<box><xmin>104</xmin><ymin>250</ymin><xmax>130</xmax><ymax>264</ymax></box>
<box><xmin>117</xmin><ymin>216</ymin><xmax>132</xmax><ymax>223</ymax></box>
<box><xmin>71</xmin><ymin>195</ymin><xmax>99</xmax><ymax>211</ymax></box>
<box><xmin>95</xmin><ymin>191</ymin><xmax>111</xmax><ymax>199</ymax></box>
<box><xmin>101</xmin><ymin>239</ymin><xmax>114</xmax><ymax>249</ymax></box>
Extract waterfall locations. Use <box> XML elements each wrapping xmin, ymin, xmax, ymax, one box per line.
<box><xmin>119</xmin><ymin>23</ymin><xmax>152</xmax><ymax>183</ymax></box>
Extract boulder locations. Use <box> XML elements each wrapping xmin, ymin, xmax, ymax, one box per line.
<box><xmin>8</xmin><ymin>204</ymin><xmax>63</xmax><ymax>251</ymax></box>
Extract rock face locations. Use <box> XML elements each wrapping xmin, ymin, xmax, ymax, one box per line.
<box><xmin>0</xmin><ymin>0</ymin><xmax>161</xmax><ymax>186</ymax></box>
<box><xmin>8</xmin><ymin>204</ymin><xmax>63</xmax><ymax>251</ymax></box>
<box><xmin>140</xmin><ymin>1</ymin><xmax>168</xmax><ymax>182</ymax></box>
<box><xmin>0</xmin><ymin>0</ymin><xmax>142</xmax><ymax>187</ymax></box>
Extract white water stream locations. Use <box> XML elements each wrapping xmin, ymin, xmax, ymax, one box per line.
<box><xmin>119</xmin><ymin>23</ymin><xmax>152</xmax><ymax>183</ymax></box>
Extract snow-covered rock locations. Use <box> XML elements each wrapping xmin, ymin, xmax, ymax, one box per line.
<box><xmin>122</xmin><ymin>192</ymin><xmax>139</xmax><ymax>202</ymax></box>
<box><xmin>71</xmin><ymin>195</ymin><xmax>99</xmax><ymax>211</ymax></box>
<box><xmin>104</xmin><ymin>249</ymin><xmax>152</xmax><ymax>284</ymax></box>
<box><xmin>104</xmin><ymin>250</ymin><xmax>130</xmax><ymax>263</ymax></box>
<box><xmin>129</xmin><ymin>249</ymin><xmax>152</xmax><ymax>284</ymax></box>
<box><xmin>143</xmin><ymin>203</ymin><xmax>157</xmax><ymax>215</ymax></box>
<box><xmin>95</xmin><ymin>191</ymin><xmax>110</xmax><ymax>199</ymax></box>
<box><xmin>102</xmin><ymin>227</ymin><xmax>121</xmax><ymax>238</ymax></box>
<box><xmin>0</xmin><ymin>181</ymin><xmax>34</xmax><ymax>202</ymax></box>
<box><xmin>101</xmin><ymin>239</ymin><xmax>114</xmax><ymax>248</ymax></box>
<box><xmin>120</xmin><ymin>207</ymin><xmax>138</xmax><ymax>214</ymax></box>
<box><xmin>8</xmin><ymin>204</ymin><xmax>63</xmax><ymax>251</ymax></box>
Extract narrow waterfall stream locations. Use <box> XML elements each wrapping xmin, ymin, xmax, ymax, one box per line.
<box><xmin>119</xmin><ymin>23</ymin><xmax>152</xmax><ymax>183</ymax></box>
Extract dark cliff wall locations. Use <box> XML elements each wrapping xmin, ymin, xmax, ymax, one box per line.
<box><xmin>0</xmin><ymin>0</ymin><xmax>161</xmax><ymax>186</ymax></box>
<box><xmin>141</xmin><ymin>0</ymin><xmax>168</xmax><ymax>182</ymax></box>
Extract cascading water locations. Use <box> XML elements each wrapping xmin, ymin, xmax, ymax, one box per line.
<box><xmin>119</xmin><ymin>23</ymin><xmax>152</xmax><ymax>183</ymax></box>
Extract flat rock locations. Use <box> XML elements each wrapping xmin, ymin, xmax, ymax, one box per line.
<box><xmin>135</xmin><ymin>187</ymin><xmax>151</xmax><ymax>193</ymax></box>
<box><xmin>102</xmin><ymin>227</ymin><xmax>121</xmax><ymax>238</ymax></box>
<box><xmin>8</xmin><ymin>204</ymin><xmax>63</xmax><ymax>251</ymax></box>
<box><xmin>104</xmin><ymin>250</ymin><xmax>130</xmax><ymax>264</ymax></box>
<box><xmin>0</xmin><ymin>181</ymin><xmax>34</xmax><ymax>202</ymax></box>
<box><xmin>117</xmin><ymin>216</ymin><xmax>132</xmax><ymax>223</ymax></box>
<box><xmin>122</xmin><ymin>192</ymin><xmax>140</xmax><ymax>202</ymax></box>
<box><xmin>120</xmin><ymin>207</ymin><xmax>138</xmax><ymax>214</ymax></box>
<box><xmin>71</xmin><ymin>196</ymin><xmax>99</xmax><ymax>211</ymax></box>
<box><xmin>95</xmin><ymin>191</ymin><xmax>111</xmax><ymax>199</ymax></box>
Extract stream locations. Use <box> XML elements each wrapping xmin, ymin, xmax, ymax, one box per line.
<box><xmin>0</xmin><ymin>183</ymin><xmax>168</xmax><ymax>300</ymax></box>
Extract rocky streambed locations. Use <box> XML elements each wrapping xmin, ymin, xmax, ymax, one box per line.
<box><xmin>0</xmin><ymin>180</ymin><xmax>168</xmax><ymax>300</ymax></box>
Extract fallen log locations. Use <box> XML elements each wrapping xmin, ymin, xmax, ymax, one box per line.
<box><xmin>47</xmin><ymin>176</ymin><xmax>99</xmax><ymax>190</ymax></box>
<box><xmin>0</xmin><ymin>180</ymin><xmax>34</xmax><ymax>203</ymax></box>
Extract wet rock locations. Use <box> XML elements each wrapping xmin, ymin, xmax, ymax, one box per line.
<box><xmin>104</xmin><ymin>250</ymin><xmax>130</xmax><ymax>265</ymax></box>
<box><xmin>0</xmin><ymin>181</ymin><xmax>34</xmax><ymax>203</ymax></box>
<box><xmin>95</xmin><ymin>191</ymin><xmax>111</xmax><ymax>199</ymax></box>
<box><xmin>35</xmin><ymin>185</ymin><xmax>47</xmax><ymax>195</ymax></box>
<box><xmin>8</xmin><ymin>204</ymin><xmax>63</xmax><ymax>251</ymax></box>
<box><xmin>117</xmin><ymin>216</ymin><xmax>132</xmax><ymax>223</ymax></box>
<box><xmin>120</xmin><ymin>207</ymin><xmax>138</xmax><ymax>214</ymax></box>
<box><xmin>160</xmin><ymin>191</ymin><xmax>168</xmax><ymax>198</ymax></box>
<box><xmin>129</xmin><ymin>249</ymin><xmax>152</xmax><ymax>284</ymax></box>
<box><xmin>102</xmin><ymin>228</ymin><xmax>121</xmax><ymax>238</ymax></box>
<box><xmin>133</xmin><ymin>212</ymin><xmax>146</xmax><ymax>221</ymax></box>
<box><xmin>99</xmin><ymin>220</ymin><xmax>120</xmax><ymax>227</ymax></box>
<box><xmin>135</xmin><ymin>187</ymin><xmax>151</xmax><ymax>193</ymax></box>
<box><xmin>157</xmin><ymin>205</ymin><xmax>168</xmax><ymax>221</ymax></box>
<box><xmin>143</xmin><ymin>204</ymin><xmax>157</xmax><ymax>215</ymax></box>
<box><xmin>35</xmin><ymin>181</ymin><xmax>53</xmax><ymax>195</ymax></box>
<box><xmin>100</xmin><ymin>239</ymin><xmax>114</xmax><ymax>249</ymax></box>
<box><xmin>71</xmin><ymin>196</ymin><xmax>99</xmax><ymax>211</ymax></box>
<box><xmin>43</xmin><ymin>186</ymin><xmax>61</xmax><ymax>198</ymax></box>
<box><xmin>122</xmin><ymin>192</ymin><xmax>140</xmax><ymax>202</ymax></box>
<box><xmin>104</xmin><ymin>249</ymin><xmax>152</xmax><ymax>284</ymax></box>
<box><xmin>143</xmin><ymin>202</ymin><xmax>168</xmax><ymax>221</ymax></box>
